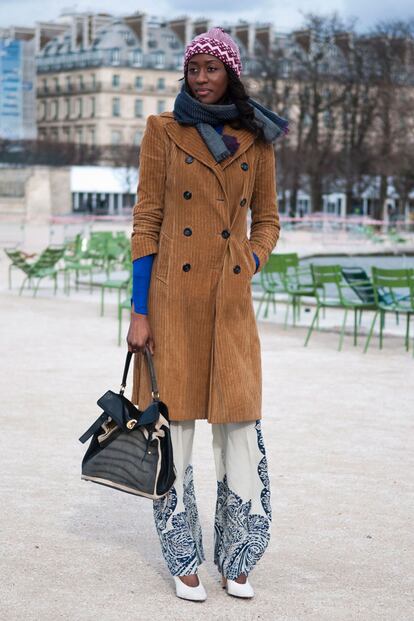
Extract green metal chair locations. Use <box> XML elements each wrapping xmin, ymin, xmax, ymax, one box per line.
<box><xmin>100</xmin><ymin>271</ymin><xmax>131</xmax><ymax>316</ymax></box>
<box><xmin>255</xmin><ymin>254</ymin><xmax>289</xmax><ymax>320</ymax></box>
<box><xmin>13</xmin><ymin>246</ymin><xmax>66</xmax><ymax>296</ymax></box>
<box><xmin>58</xmin><ymin>234</ymin><xmax>94</xmax><ymax>295</ymax></box>
<box><xmin>363</xmin><ymin>267</ymin><xmax>414</xmax><ymax>354</ymax></box>
<box><xmin>4</xmin><ymin>248</ymin><xmax>37</xmax><ymax>289</ymax></box>
<box><xmin>279</xmin><ymin>253</ymin><xmax>316</xmax><ymax>327</ymax></box>
<box><xmin>304</xmin><ymin>264</ymin><xmax>377</xmax><ymax>351</ymax></box>
<box><xmin>100</xmin><ymin>248</ymin><xmax>132</xmax><ymax>317</ymax></box>
<box><xmin>118</xmin><ymin>290</ymin><xmax>133</xmax><ymax>346</ymax></box>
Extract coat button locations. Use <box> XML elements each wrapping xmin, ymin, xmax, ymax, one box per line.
<box><xmin>240</xmin><ymin>198</ymin><xmax>247</xmax><ymax>206</ymax></box>
<box><xmin>183</xmin><ymin>227</ymin><xmax>192</xmax><ymax>236</ymax></box>
<box><xmin>182</xmin><ymin>263</ymin><xmax>191</xmax><ymax>272</ymax></box>
<box><xmin>241</xmin><ymin>162</ymin><xmax>249</xmax><ymax>171</ymax></box>
<box><xmin>185</xmin><ymin>156</ymin><xmax>194</xmax><ymax>164</ymax></box>
<box><xmin>233</xmin><ymin>265</ymin><xmax>241</xmax><ymax>274</ymax></box>
<box><xmin>221</xmin><ymin>229</ymin><xmax>230</xmax><ymax>239</ymax></box>
<box><xmin>183</xmin><ymin>191</ymin><xmax>192</xmax><ymax>200</ymax></box>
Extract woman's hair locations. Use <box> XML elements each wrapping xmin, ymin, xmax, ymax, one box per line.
<box><xmin>223</xmin><ymin>67</ymin><xmax>266</xmax><ymax>142</ymax></box>
<box><xmin>183</xmin><ymin>67</ymin><xmax>266</xmax><ymax>142</ymax></box>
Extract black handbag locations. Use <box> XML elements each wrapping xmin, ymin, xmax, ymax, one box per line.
<box><xmin>78</xmin><ymin>348</ymin><xmax>176</xmax><ymax>499</ymax></box>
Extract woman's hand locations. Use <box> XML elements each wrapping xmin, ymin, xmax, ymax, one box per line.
<box><xmin>127</xmin><ymin>312</ymin><xmax>155</xmax><ymax>354</ymax></box>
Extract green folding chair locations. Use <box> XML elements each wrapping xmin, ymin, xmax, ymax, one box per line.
<box><xmin>4</xmin><ymin>248</ymin><xmax>36</xmax><ymax>290</ymax></box>
<box><xmin>279</xmin><ymin>253</ymin><xmax>315</xmax><ymax>327</ymax></box>
<box><xmin>304</xmin><ymin>264</ymin><xmax>377</xmax><ymax>351</ymax></box>
<box><xmin>8</xmin><ymin>246</ymin><xmax>66</xmax><ymax>296</ymax></box>
<box><xmin>364</xmin><ymin>267</ymin><xmax>414</xmax><ymax>354</ymax></box>
<box><xmin>118</xmin><ymin>291</ymin><xmax>133</xmax><ymax>346</ymax></box>
<box><xmin>256</xmin><ymin>254</ymin><xmax>289</xmax><ymax>320</ymax></box>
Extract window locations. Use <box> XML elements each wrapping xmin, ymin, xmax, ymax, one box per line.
<box><xmin>157</xmin><ymin>77</ymin><xmax>165</xmax><ymax>91</ymax></box>
<box><xmin>89</xmin><ymin>127</ymin><xmax>95</xmax><ymax>146</ymax></box>
<box><xmin>75</xmin><ymin>128</ymin><xmax>83</xmax><ymax>144</ymax></box>
<box><xmin>90</xmin><ymin>73</ymin><xmax>96</xmax><ymax>88</ymax></box>
<box><xmin>154</xmin><ymin>52</ymin><xmax>165</xmax><ymax>68</ymax></box>
<box><xmin>133</xmin><ymin>130</ymin><xmax>143</xmax><ymax>145</ymax></box>
<box><xmin>134</xmin><ymin>99</ymin><xmax>143</xmax><ymax>118</ymax></box>
<box><xmin>112</xmin><ymin>97</ymin><xmax>120</xmax><ymax>117</ymax></box>
<box><xmin>157</xmin><ymin>99</ymin><xmax>166</xmax><ymax>114</ymax></box>
<box><xmin>51</xmin><ymin>100</ymin><xmax>58</xmax><ymax>120</ymax></box>
<box><xmin>77</xmin><ymin>97</ymin><xmax>83</xmax><ymax>118</ymax></box>
<box><xmin>111</xmin><ymin>48</ymin><xmax>120</xmax><ymax>64</ymax></box>
<box><xmin>38</xmin><ymin>101</ymin><xmax>46</xmax><ymax>121</ymax></box>
<box><xmin>66</xmin><ymin>76</ymin><xmax>71</xmax><ymax>92</ymax></box>
<box><xmin>78</xmin><ymin>75</ymin><xmax>84</xmax><ymax>90</ymax></box>
<box><xmin>62</xmin><ymin>127</ymin><xmax>70</xmax><ymax>142</ymax></box>
<box><xmin>42</xmin><ymin>78</ymin><xmax>48</xmax><ymax>94</ymax></box>
<box><xmin>51</xmin><ymin>128</ymin><xmax>58</xmax><ymax>142</ymax></box>
<box><xmin>111</xmin><ymin>130</ymin><xmax>122</xmax><ymax>145</ymax></box>
<box><xmin>64</xmin><ymin>98</ymin><xmax>70</xmax><ymax>119</ymax></box>
<box><xmin>135</xmin><ymin>76</ymin><xmax>143</xmax><ymax>90</ymax></box>
<box><xmin>53</xmin><ymin>77</ymin><xmax>59</xmax><ymax>93</ymax></box>
<box><xmin>112</xmin><ymin>74</ymin><xmax>120</xmax><ymax>88</ymax></box>
<box><xmin>90</xmin><ymin>97</ymin><xmax>95</xmax><ymax>118</ymax></box>
<box><xmin>132</xmin><ymin>50</ymin><xmax>143</xmax><ymax>66</ymax></box>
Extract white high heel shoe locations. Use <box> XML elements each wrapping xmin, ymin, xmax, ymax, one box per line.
<box><xmin>221</xmin><ymin>575</ymin><xmax>254</xmax><ymax>598</ymax></box>
<box><xmin>174</xmin><ymin>575</ymin><xmax>207</xmax><ymax>601</ymax></box>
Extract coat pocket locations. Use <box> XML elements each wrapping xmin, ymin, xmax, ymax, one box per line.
<box><xmin>155</xmin><ymin>232</ymin><xmax>172</xmax><ymax>284</ymax></box>
<box><xmin>242</xmin><ymin>238</ymin><xmax>257</xmax><ymax>277</ymax></box>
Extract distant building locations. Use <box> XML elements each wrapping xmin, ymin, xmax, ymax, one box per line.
<box><xmin>34</xmin><ymin>14</ymin><xmax>187</xmax><ymax>147</ymax></box>
<box><xmin>1</xmin><ymin>13</ymin><xmax>275</xmax><ymax>147</ymax></box>
<box><xmin>0</xmin><ymin>37</ymin><xmax>36</xmax><ymax>140</ymax></box>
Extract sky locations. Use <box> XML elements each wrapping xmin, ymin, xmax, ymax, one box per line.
<box><xmin>0</xmin><ymin>0</ymin><xmax>413</xmax><ymax>32</ymax></box>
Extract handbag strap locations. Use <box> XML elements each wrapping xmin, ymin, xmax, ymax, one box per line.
<box><xmin>120</xmin><ymin>348</ymin><xmax>160</xmax><ymax>401</ymax></box>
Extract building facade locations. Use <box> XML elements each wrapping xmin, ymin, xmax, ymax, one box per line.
<box><xmin>0</xmin><ymin>36</ymin><xmax>36</xmax><ymax>140</ymax></box>
<box><xmin>2</xmin><ymin>13</ymin><xmax>276</xmax><ymax>147</ymax></box>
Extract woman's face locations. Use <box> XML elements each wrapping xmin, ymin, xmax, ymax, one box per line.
<box><xmin>186</xmin><ymin>54</ymin><xmax>229</xmax><ymax>105</ymax></box>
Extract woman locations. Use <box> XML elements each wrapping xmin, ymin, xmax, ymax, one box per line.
<box><xmin>127</xmin><ymin>27</ymin><xmax>287</xmax><ymax>602</ymax></box>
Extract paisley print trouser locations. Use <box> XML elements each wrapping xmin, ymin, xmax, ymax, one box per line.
<box><xmin>152</xmin><ymin>419</ymin><xmax>272</xmax><ymax>580</ymax></box>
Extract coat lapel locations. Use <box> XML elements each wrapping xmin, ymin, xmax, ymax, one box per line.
<box><xmin>218</xmin><ymin>126</ymin><xmax>256</xmax><ymax>170</ymax></box>
<box><xmin>163</xmin><ymin>114</ymin><xmax>256</xmax><ymax>207</ymax></box>
<box><xmin>164</xmin><ymin>117</ymin><xmax>256</xmax><ymax>175</ymax></box>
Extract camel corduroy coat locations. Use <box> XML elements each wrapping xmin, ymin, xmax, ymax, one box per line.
<box><xmin>130</xmin><ymin>111</ymin><xmax>280</xmax><ymax>423</ymax></box>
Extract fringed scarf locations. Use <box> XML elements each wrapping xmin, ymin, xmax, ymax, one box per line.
<box><xmin>173</xmin><ymin>82</ymin><xmax>289</xmax><ymax>162</ymax></box>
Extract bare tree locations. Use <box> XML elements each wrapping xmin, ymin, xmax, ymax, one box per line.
<box><xmin>367</xmin><ymin>19</ymin><xmax>414</xmax><ymax>220</ymax></box>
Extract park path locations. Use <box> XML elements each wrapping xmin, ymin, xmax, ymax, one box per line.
<box><xmin>0</xmin><ymin>260</ymin><xmax>413</xmax><ymax>621</ymax></box>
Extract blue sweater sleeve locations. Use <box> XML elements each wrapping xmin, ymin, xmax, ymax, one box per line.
<box><xmin>131</xmin><ymin>254</ymin><xmax>154</xmax><ymax>314</ymax></box>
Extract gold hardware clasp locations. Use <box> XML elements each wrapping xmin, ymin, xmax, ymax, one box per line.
<box><xmin>126</xmin><ymin>419</ymin><xmax>137</xmax><ymax>429</ymax></box>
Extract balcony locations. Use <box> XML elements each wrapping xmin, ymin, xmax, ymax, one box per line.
<box><xmin>37</xmin><ymin>82</ymin><xmax>179</xmax><ymax>97</ymax></box>
<box><xmin>36</xmin><ymin>49</ymin><xmax>183</xmax><ymax>74</ymax></box>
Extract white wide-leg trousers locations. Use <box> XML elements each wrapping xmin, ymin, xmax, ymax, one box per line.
<box><xmin>152</xmin><ymin>419</ymin><xmax>272</xmax><ymax>580</ymax></box>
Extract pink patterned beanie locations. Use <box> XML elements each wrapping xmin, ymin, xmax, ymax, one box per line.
<box><xmin>184</xmin><ymin>27</ymin><xmax>242</xmax><ymax>77</ymax></box>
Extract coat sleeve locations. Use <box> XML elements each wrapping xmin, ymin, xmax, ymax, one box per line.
<box><xmin>131</xmin><ymin>115</ymin><xmax>167</xmax><ymax>261</ymax></box>
<box><xmin>248</xmin><ymin>142</ymin><xmax>280</xmax><ymax>272</ymax></box>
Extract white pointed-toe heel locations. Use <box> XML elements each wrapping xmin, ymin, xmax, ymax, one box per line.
<box><xmin>173</xmin><ymin>575</ymin><xmax>207</xmax><ymax>601</ymax></box>
<box><xmin>221</xmin><ymin>575</ymin><xmax>254</xmax><ymax>598</ymax></box>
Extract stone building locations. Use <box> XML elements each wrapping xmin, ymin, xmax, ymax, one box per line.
<box><xmin>1</xmin><ymin>13</ymin><xmax>276</xmax><ymax>147</ymax></box>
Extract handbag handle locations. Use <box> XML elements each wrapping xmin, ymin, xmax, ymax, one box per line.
<box><xmin>120</xmin><ymin>348</ymin><xmax>160</xmax><ymax>401</ymax></box>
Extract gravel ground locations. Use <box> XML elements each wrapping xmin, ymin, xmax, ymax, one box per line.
<box><xmin>1</xmin><ymin>232</ymin><xmax>413</xmax><ymax>621</ymax></box>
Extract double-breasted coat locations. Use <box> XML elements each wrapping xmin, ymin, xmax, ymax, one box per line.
<box><xmin>130</xmin><ymin>111</ymin><xmax>280</xmax><ymax>424</ymax></box>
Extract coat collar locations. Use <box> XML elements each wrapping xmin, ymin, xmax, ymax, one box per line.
<box><xmin>161</xmin><ymin>112</ymin><xmax>256</xmax><ymax>172</ymax></box>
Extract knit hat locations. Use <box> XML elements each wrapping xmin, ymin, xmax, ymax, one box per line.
<box><xmin>184</xmin><ymin>27</ymin><xmax>242</xmax><ymax>77</ymax></box>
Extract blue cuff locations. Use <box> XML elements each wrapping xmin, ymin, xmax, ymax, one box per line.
<box><xmin>131</xmin><ymin>254</ymin><xmax>154</xmax><ymax>314</ymax></box>
<box><xmin>253</xmin><ymin>252</ymin><xmax>260</xmax><ymax>273</ymax></box>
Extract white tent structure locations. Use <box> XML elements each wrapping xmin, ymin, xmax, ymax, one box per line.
<box><xmin>70</xmin><ymin>166</ymin><xmax>138</xmax><ymax>215</ymax></box>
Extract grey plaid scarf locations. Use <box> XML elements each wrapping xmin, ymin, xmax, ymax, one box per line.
<box><xmin>173</xmin><ymin>82</ymin><xmax>288</xmax><ymax>162</ymax></box>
